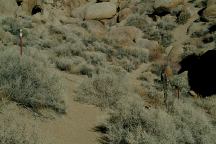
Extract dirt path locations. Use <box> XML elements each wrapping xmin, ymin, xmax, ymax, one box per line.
<box><xmin>36</xmin><ymin>73</ymin><xmax>104</xmax><ymax>144</ymax></box>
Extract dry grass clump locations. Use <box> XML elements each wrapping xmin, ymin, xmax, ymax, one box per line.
<box><xmin>0</xmin><ymin>47</ymin><xmax>65</xmax><ymax>113</ymax></box>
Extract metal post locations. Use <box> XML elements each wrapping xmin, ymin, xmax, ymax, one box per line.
<box><xmin>19</xmin><ymin>29</ymin><xmax>23</xmax><ymax>56</ymax></box>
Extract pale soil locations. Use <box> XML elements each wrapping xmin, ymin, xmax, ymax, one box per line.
<box><xmin>36</xmin><ymin>72</ymin><xmax>104</xmax><ymax>144</ymax></box>
<box><xmin>0</xmin><ymin>71</ymin><xmax>105</xmax><ymax>144</ymax></box>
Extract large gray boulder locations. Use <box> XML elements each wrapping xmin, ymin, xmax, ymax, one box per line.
<box><xmin>85</xmin><ymin>2</ymin><xmax>117</xmax><ymax>20</ymax></box>
<box><xmin>107</xmin><ymin>26</ymin><xmax>144</xmax><ymax>47</ymax></box>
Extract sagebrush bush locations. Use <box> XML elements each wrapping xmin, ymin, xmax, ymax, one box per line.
<box><xmin>126</xmin><ymin>14</ymin><xmax>153</xmax><ymax>31</ymax></box>
<box><xmin>126</xmin><ymin>14</ymin><xmax>173</xmax><ymax>47</ymax></box>
<box><xmin>103</xmin><ymin>96</ymin><xmax>216</xmax><ymax>144</ymax></box>
<box><xmin>54</xmin><ymin>56</ymin><xmax>85</xmax><ymax>72</ymax></box>
<box><xmin>104</xmin><ymin>96</ymin><xmax>177</xmax><ymax>144</ymax></box>
<box><xmin>124</xmin><ymin>47</ymin><xmax>149</xmax><ymax>63</ymax></box>
<box><xmin>93</xmin><ymin>41</ymin><xmax>114</xmax><ymax>59</ymax></box>
<box><xmin>0</xmin><ymin>116</ymin><xmax>42</xmax><ymax>144</ymax></box>
<box><xmin>54</xmin><ymin>42</ymin><xmax>86</xmax><ymax>57</ymax></box>
<box><xmin>1</xmin><ymin>17</ymin><xmax>21</xmax><ymax>36</ymax></box>
<box><xmin>157</xmin><ymin>16</ymin><xmax>177</xmax><ymax>30</ymax></box>
<box><xmin>0</xmin><ymin>47</ymin><xmax>65</xmax><ymax>113</ymax></box>
<box><xmin>55</xmin><ymin>57</ymin><xmax>74</xmax><ymax>72</ymax></box>
<box><xmin>177</xmin><ymin>11</ymin><xmax>191</xmax><ymax>24</ymax></box>
<box><xmin>194</xmin><ymin>96</ymin><xmax>216</xmax><ymax>118</ymax></box>
<box><xmin>172</xmin><ymin>100</ymin><xmax>216</xmax><ymax>144</ymax></box>
<box><xmin>75</xmin><ymin>72</ymin><xmax>128</xmax><ymax>109</ymax></box>
<box><xmin>82</xmin><ymin>51</ymin><xmax>107</xmax><ymax>66</ymax></box>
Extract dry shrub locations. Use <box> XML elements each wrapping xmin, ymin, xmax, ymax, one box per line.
<box><xmin>103</xmin><ymin>97</ymin><xmax>216</xmax><ymax>144</ymax></box>
<box><xmin>81</xmin><ymin>51</ymin><xmax>107</xmax><ymax>66</ymax></box>
<box><xmin>75</xmin><ymin>71</ymin><xmax>128</xmax><ymax>109</ymax></box>
<box><xmin>0</xmin><ymin>47</ymin><xmax>65</xmax><ymax>113</ymax></box>
<box><xmin>0</xmin><ymin>114</ymin><xmax>43</xmax><ymax>144</ymax></box>
<box><xmin>149</xmin><ymin>46</ymin><xmax>163</xmax><ymax>61</ymax></box>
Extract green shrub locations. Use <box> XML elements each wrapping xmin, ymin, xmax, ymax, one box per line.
<box><xmin>1</xmin><ymin>17</ymin><xmax>21</xmax><ymax>36</ymax></box>
<box><xmin>0</xmin><ymin>47</ymin><xmax>65</xmax><ymax>113</ymax></box>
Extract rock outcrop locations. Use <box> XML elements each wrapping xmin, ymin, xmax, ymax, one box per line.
<box><xmin>107</xmin><ymin>26</ymin><xmax>144</xmax><ymax>47</ymax></box>
<box><xmin>154</xmin><ymin>0</ymin><xmax>185</xmax><ymax>9</ymax></box>
<box><xmin>85</xmin><ymin>2</ymin><xmax>117</xmax><ymax>20</ymax></box>
<box><xmin>203</xmin><ymin>5</ymin><xmax>216</xmax><ymax>22</ymax></box>
<box><xmin>72</xmin><ymin>2</ymin><xmax>117</xmax><ymax>20</ymax></box>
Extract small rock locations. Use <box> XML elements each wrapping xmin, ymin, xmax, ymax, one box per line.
<box><xmin>189</xmin><ymin>90</ymin><xmax>198</xmax><ymax>98</ymax></box>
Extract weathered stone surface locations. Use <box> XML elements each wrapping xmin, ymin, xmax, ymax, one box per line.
<box><xmin>107</xmin><ymin>26</ymin><xmax>144</xmax><ymax>47</ymax></box>
<box><xmin>203</xmin><ymin>5</ymin><xmax>216</xmax><ymax>22</ymax></box>
<box><xmin>207</xmin><ymin>0</ymin><xmax>216</xmax><ymax>7</ymax></box>
<box><xmin>85</xmin><ymin>20</ymin><xmax>107</xmax><ymax>38</ymax></box>
<box><xmin>85</xmin><ymin>2</ymin><xmax>117</xmax><ymax>20</ymax></box>
<box><xmin>118</xmin><ymin>8</ymin><xmax>132</xmax><ymax>22</ymax></box>
<box><xmin>43</xmin><ymin>0</ymin><xmax>54</xmax><ymax>4</ymax></box>
<box><xmin>154</xmin><ymin>0</ymin><xmax>185</xmax><ymax>9</ymax></box>
<box><xmin>135</xmin><ymin>38</ymin><xmax>159</xmax><ymax>49</ymax></box>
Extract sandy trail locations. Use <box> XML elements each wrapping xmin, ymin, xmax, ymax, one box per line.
<box><xmin>35</xmin><ymin>73</ymin><xmax>104</xmax><ymax>144</ymax></box>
